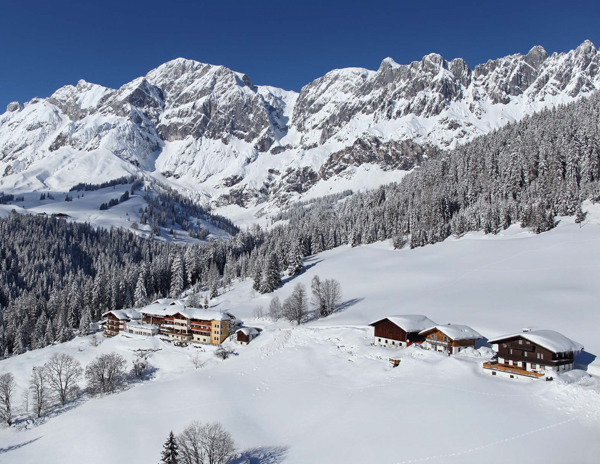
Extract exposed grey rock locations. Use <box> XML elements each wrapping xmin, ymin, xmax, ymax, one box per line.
<box><xmin>6</xmin><ymin>101</ymin><xmax>22</xmax><ymax>112</ymax></box>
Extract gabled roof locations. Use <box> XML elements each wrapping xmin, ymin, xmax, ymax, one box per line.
<box><xmin>369</xmin><ymin>315</ymin><xmax>437</xmax><ymax>332</ymax></box>
<box><xmin>419</xmin><ymin>324</ymin><xmax>483</xmax><ymax>341</ymax></box>
<box><xmin>236</xmin><ymin>327</ymin><xmax>260</xmax><ymax>336</ymax></box>
<box><xmin>150</xmin><ymin>298</ymin><xmax>184</xmax><ymax>306</ymax></box>
<box><xmin>102</xmin><ymin>309</ymin><xmax>141</xmax><ymax>320</ymax></box>
<box><xmin>140</xmin><ymin>304</ymin><xmax>230</xmax><ymax>321</ymax></box>
<box><xmin>488</xmin><ymin>330</ymin><xmax>584</xmax><ymax>354</ymax></box>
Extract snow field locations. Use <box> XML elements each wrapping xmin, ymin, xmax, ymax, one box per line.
<box><xmin>1</xmin><ymin>204</ymin><xmax>600</xmax><ymax>463</ymax></box>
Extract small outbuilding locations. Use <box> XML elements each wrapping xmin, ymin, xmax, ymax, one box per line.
<box><xmin>369</xmin><ymin>315</ymin><xmax>437</xmax><ymax>348</ymax></box>
<box><xmin>419</xmin><ymin>324</ymin><xmax>483</xmax><ymax>355</ymax></box>
<box><xmin>236</xmin><ymin>327</ymin><xmax>261</xmax><ymax>345</ymax></box>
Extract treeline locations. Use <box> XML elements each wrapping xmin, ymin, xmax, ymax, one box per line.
<box><xmin>70</xmin><ymin>175</ymin><xmax>140</xmax><ymax>192</ymax></box>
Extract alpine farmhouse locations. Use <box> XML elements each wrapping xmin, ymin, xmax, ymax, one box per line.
<box><xmin>483</xmin><ymin>329</ymin><xmax>584</xmax><ymax>380</ymax></box>
<box><xmin>419</xmin><ymin>324</ymin><xmax>483</xmax><ymax>354</ymax></box>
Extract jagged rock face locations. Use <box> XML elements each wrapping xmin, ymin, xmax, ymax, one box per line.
<box><xmin>146</xmin><ymin>59</ymin><xmax>276</xmax><ymax>146</ymax></box>
<box><xmin>1</xmin><ymin>42</ymin><xmax>599</xmax><ymax>211</ymax></box>
<box><xmin>291</xmin><ymin>41</ymin><xmax>600</xmax><ymax>145</ymax></box>
<box><xmin>319</xmin><ymin>136</ymin><xmax>427</xmax><ymax>180</ymax></box>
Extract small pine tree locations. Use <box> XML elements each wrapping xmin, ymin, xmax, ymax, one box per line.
<box><xmin>160</xmin><ymin>431</ymin><xmax>179</xmax><ymax>464</ymax></box>
<box><xmin>575</xmin><ymin>204</ymin><xmax>585</xmax><ymax>226</ymax></box>
<box><xmin>134</xmin><ymin>273</ymin><xmax>148</xmax><ymax>308</ymax></box>
<box><xmin>260</xmin><ymin>254</ymin><xmax>281</xmax><ymax>294</ymax></box>
<box><xmin>287</xmin><ymin>239</ymin><xmax>304</xmax><ymax>276</ymax></box>
<box><xmin>78</xmin><ymin>309</ymin><xmax>92</xmax><ymax>336</ymax></box>
<box><xmin>170</xmin><ymin>255</ymin><xmax>185</xmax><ymax>298</ymax></box>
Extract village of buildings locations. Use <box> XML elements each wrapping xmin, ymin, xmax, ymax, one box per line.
<box><xmin>103</xmin><ymin>301</ymin><xmax>584</xmax><ymax>382</ymax></box>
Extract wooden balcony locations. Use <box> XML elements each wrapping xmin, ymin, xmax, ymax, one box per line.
<box><xmin>483</xmin><ymin>361</ymin><xmax>545</xmax><ymax>378</ymax></box>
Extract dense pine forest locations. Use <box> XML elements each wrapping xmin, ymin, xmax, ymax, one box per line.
<box><xmin>1</xmin><ymin>92</ymin><xmax>599</xmax><ymax>356</ymax></box>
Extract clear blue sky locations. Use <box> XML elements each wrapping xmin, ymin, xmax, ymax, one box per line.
<box><xmin>1</xmin><ymin>0</ymin><xmax>599</xmax><ymax>110</ymax></box>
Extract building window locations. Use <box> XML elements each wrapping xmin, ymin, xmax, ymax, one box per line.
<box><xmin>378</xmin><ymin>338</ymin><xmax>381</xmax><ymax>342</ymax></box>
<box><xmin>524</xmin><ymin>351</ymin><xmax>527</xmax><ymax>357</ymax></box>
<box><xmin>519</xmin><ymin>340</ymin><xmax>522</xmax><ymax>344</ymax></box>
<box><xmin>492</xmin><ymin>371</ymin><xmax>496</xmax><ymax>375</ymax></box>
<box><xmin>510</xmin><ymin>349</ymin><xmax>513</xmax><ymax>354</ymax></box>
<box><xmin>510</xmin><ymin>375</ymin><xmax>514</xmax><ymax>379</ymax></box>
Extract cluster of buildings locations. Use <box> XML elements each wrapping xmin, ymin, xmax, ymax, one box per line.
<box><xmin>103</xmin><ymin>304</ymin><xmax>583</xmax><ymax>381</ymax></box>
<box><xmin>369</xmin><ymin>314</ymin><xmax>584</xmax><ymax>380</ymax></box>
<box><xmin>102</xmin><ymin>299</ymin><xmax>259</xmax><ymax>346</ymax></box>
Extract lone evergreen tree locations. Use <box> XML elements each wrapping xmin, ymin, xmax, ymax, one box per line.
<box><xmin>134</xmin><ymin>273</ymin><xmax>148</xmax><ymax>308</ymax></box>
<box><xmin>575</xmin><ymin>203</ymin><xmax>585</xmax><ymax>227</ymax></box>
<box><xmin>170</xmin><ymin>256</ymin><xmax>185</xmax><ymax>298</ymax></box>
<box><xmin>160</xmin><ymin>431</ymin><xmax>179</xmax><ymax>464</ymax></box>
<box><xmin>260</xmin><ymin>253</ymin><xmax>281</xmax><ymax>294</ymax></box>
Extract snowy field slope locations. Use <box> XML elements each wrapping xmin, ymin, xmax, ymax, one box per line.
<box><xmin>0</xmin><ymin>181</ymin><xmax>230</xmax><ymax>242</ymax></box>
<box><xmin>1</xmin><ymin>205</ymin><xmax>600</xmax><ymax>463</ymax></box>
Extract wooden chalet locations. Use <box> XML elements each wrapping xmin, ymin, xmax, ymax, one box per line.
<box><xmin>369</xmin><ymin>315</ymin><xmax>437</xmax><ymax>347</ymax></box>
<box><xmin>102</xmin><ymin>309</ymin><xmax>141</xmax><ymax>337</ymax></box>
<box><xmin>484</xmin><ymin>329</ymin><xmax>584</xmax><ymax>380</ymax></box>
<box><xmin>236</xmin><ymin>327</ymin><xmax>261</xmax><ymax>345</ymax></box>
<box><xmin>419</xmin><ymin>324</ymin><xmax>483</xmax><ymax>355</ymax></box>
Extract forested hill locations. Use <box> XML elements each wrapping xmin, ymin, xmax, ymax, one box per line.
<box><xmin>1</xmin><ymin>92</ymin><xmax>599</xmax><ymax>357</ymax></box>
<box><xmin>288</xmin><ymin>90</ymin><xmax>600</xmax><ymax>250</ymax></box>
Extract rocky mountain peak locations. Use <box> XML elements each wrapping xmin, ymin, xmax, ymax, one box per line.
<box><xmin>1</xmin><ymin>41</ymin><xmax>599</xmax><ymax>211</ymax></box>
<box><xmin>6</xmin><ymin>101</ymin><xmax>22</xmax><ymax>112</ymax></box>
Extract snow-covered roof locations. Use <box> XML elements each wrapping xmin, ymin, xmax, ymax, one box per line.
<box><xmin>140</xmin><ymin>304</ymin><xmax>230</xmax><ymax>321</ymax></box>
<box><xmin>369</xmin><ymin>315</ymin><xmax>437</xmax><ymax>332</ymax></box>
<box><xmin>151</xmin><ymin>298</ymin><xmax>184</xmax><ymax>306</ymax></box>
<box><xmin>419</xmin><ymin>324</ymin><xmax>483</xmax><ymax>341</ymax></box>
<box><xmin>236</xmin><ymin>327</ymin><xmax>260</xmax><ymax>336</ymax></box>
<box><xmin>102</xmin><ymin>309</ymin><xmax>141</xmax><ymax>320</ymax></box>
<box><xmin>488</xmin><ymin>330</ymin><xmax>584</xmax><ymax>354</ymax></box>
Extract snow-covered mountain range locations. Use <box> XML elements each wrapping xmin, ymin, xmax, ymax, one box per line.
<box><xmin>2</xmin><ymin>40</ymin><xmax>599</xmax><ymax>217</ymax></box>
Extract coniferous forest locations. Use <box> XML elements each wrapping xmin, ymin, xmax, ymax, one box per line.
<box><xmin>1</xmin><ymin>93</ymin><xmax>599</xmax><ymax>356</ymax></box>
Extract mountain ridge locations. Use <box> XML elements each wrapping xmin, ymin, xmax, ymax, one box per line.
<box><xmin>1</xmin><ymin>41</ymin><xmax>599</xmax><ymax>220</ymax></box>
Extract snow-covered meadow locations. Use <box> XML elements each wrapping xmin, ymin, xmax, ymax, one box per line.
<box><xmin>1</xmin><ymin>205</ymin><xmax>600</xmax><ymax>463</ymax></box>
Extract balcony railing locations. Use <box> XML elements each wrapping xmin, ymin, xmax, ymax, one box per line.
<box><xmin>483</xmin><ymin>361</ymin><xmax>544</xmax><ymax>378</ymax></box>
<box><xmin>427</xmin><ymin>339</ymin><xmax>450</xmax><ymax>346</ymax></box>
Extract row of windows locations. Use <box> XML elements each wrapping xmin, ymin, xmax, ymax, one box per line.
<box><xmin>508</xmin><ymin>348</ymin><xmax>544</xmax><ymax>359</ymax></box>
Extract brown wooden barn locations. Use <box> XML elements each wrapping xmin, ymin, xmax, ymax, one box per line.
<box><xmin>369</xmin><ymin>315</ymin><xmax>437</xmax><ymax>347</ymax></box>
<box><xmin>236</xmin><ymin>327</ymin><xmax>261</xmax><ymax>345</ymax></box>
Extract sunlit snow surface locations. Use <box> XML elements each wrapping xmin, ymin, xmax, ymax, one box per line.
<box><xmin>1</xmin><ymin>205</ymin><xmax>600</xmax><ymax>463</ymax></box>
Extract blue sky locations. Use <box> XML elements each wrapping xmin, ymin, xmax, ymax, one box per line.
<box><xmin>1</xmin><ymin>0</ymin><xmax>599</xmax><ymax>110</ymax></box>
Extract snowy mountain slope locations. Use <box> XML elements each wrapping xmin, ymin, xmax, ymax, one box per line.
<box><xmin>0</xmin><ymin>181</ymin><xmax>232</xmax><ymax>243</ymax></box>
<box><xmin>1</xmin><ymin>41</ymin><xmax>600</xmax><ymax>218</ymax></box>
<box><xmin>1</xmin><ymin>203</ymin><xmax>599</xmax><ymax>463</ymax></box>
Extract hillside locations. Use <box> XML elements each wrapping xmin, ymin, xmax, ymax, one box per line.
<box><xmin>0</xmin><ymin>203</ymin><xmax>599</xmax><ymax>464</ymax></box>
<box><xmin>1</xmin><ymin>41</ymin><xmax>599</xmax><ymax>218</ymax></box>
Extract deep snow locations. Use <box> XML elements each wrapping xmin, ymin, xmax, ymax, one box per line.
<box><xmin>1</xmin><ymin>205</ymin><xmax>600</xmax><ymax>463</ymax></box>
